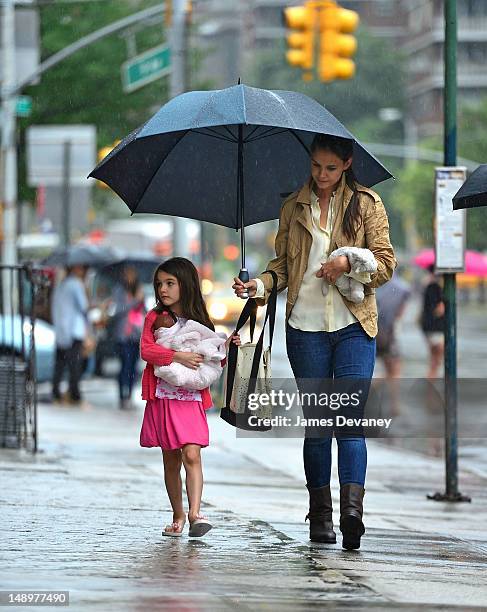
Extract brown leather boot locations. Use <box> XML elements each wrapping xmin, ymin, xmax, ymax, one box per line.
<box><xmin>340</xmin><ymin>483</ymin><xmax>365</xmax><ymax>550</ymax></box>
<box><xmin>305</xmin><ymin>484</ymin><xmax>336</xmax><ymax>544</ymax></box>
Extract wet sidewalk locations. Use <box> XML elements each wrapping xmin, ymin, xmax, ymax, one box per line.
<box><xmin>1</xmin><ymin>378</ymin><xmax>487</xmax><ymax>610</ymax></box>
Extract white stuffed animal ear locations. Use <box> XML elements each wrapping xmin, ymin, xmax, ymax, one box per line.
<box><xmin>349</xmin><ymin>280</ymin><xmax>365</xmax><ymax>303</ymax></box>
<box><xmin>322</xmin><ymin>281</ymin><xmax>330</xmax><ymax>297</ymax></box>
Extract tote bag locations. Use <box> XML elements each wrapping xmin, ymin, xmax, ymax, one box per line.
<box><xmin>220</xmin><ymin>270</ymin><xmax>278</xmax><ymax>432</ymax></box>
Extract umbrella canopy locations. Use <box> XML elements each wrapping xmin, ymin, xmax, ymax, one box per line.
<box><xmin>413</xmin><ymin>248</ymin><xmax>487</xmax><ymax>277</ymax></box>
<box><xmin>89</xmin><ymin>85</ymin><xmax>393</xmax><ymax>269</ymax></box>
<box><xmin>42</xmin><ymin>244</ymin><xmax>121</xmax><ymax>268</ymax></box>
<box><xmin>97</xmin><ymin>253</ymin><xmax>161</xmax><ymax>284</ymax></box>
<box><xmin>453</xmin><ymin>164</ymin><xmax>487</xmax><ymax>210</ymax></box>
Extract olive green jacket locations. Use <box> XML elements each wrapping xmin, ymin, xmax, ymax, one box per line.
<box><xmin>256</xmin><ymin>175</ymin><xmax>397</xmax><ymax>337</ymax></box>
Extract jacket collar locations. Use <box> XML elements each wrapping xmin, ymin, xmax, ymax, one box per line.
<box><xmin>295</xmin><ymin>174</ymin><xmax>354</xmax><ymax>242</ymax></box>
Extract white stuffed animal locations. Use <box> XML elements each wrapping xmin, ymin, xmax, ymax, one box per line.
<box><xmin>153</xmin><ymin>319</ymin><xmax>227</xmax><ymax>390</ymax></box>
<box><xmin>321</xmin><ymin>247</ymin><xmax>377</xmax><ymax>304</ymax></box>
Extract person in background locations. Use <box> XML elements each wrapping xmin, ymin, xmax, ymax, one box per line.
<box><xmin>51</xmin><ymin>265</ymin><xmax>89</xmax><ymax>404</ymax></box>
<box><xmin>420</xmin><ymin>264</ymin><xmax>445</xmax><ymax>380</ymax></box>
<box><xmin>376</xmin><ymin>272</ymin><xmax>411</xmax><ymax>415</ymax></box>
<box><xmin>111</xmin><ymin>265</ymin><xmax>146</xmax><ymax>409</ymax></box>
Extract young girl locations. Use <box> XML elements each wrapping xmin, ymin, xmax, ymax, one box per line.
<box><xmin>139</xmin><ymin>257</ymin><xmax>240</xmax><ymax>538</ymax></box>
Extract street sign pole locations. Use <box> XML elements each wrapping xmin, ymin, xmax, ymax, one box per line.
<box><xmin>1</xmin><ymin>0</ymin><xmax>18</xmax><ymax>313</ymax></box>
<box><xmin>428</xmin><ymin>0</ymin><xmax>470</xmax><ymax>504</ymax></box>
<box><xmin>62</xmin><ymin>141</ymin><xmax>72</xmax><ymax>247</ymax></box>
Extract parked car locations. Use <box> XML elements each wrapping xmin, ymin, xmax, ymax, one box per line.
<box><xmin>0</xmin><ymin>315</ymin><xmax>56</xmax><ymax>383</ymax></box>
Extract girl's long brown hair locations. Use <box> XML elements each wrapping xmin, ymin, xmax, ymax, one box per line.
<box><xmin>310</xmin><ymin>134</ymin><xmax>362</xmax><ymax>242</ymax></box>
<box><xmin>153</xmin><ymin>257</ymin><xmax>215</xmax><ymax>331</ymax></box>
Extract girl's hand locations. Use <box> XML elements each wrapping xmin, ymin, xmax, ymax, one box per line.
<box><xmin>173</xmin><ymin>351</ymin><xmax>204</xmax><ymax>370</ymax></box>
<box><xmin>316</xmin><ymin>255</ymin><xmax>350</xmax><ymax>284</ymax></box>
<box><xmin>232</xmin><ymin>277</ymin><xmax>257</xmax><ymax>298</ymax></box>
<box><xmin>225</xmin><ymin>332</ymin><xmax>241</xmax><ymax>350</ymax></box>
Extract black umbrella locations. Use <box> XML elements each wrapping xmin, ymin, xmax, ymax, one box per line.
<box><xmin>42</xmin><ymin>244</ymin><xmax>121</xmax><ymax>268</ymax></box>
<box><xmin>98</xmin><ymin>253</ymin><xmax>161</xmax><ymax>285</ymax></box>
<box><xmin>89</xmin><ymin>84</ymin><xmax>393</xmax><ymax>281</ymax></box>
<box><xmin>453</xmin><ymin>164</ymin><xmax>487</xmax><ymax>210</ymax></box>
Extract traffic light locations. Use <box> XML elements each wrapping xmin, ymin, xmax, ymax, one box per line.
<box><xmin>319</xmin><ymin>3</ymin><xmax>359</xmax><ymax>82</ymax></box>
<box><xmin>96</xmin><ymin>142</ymin><xmax>119</xmax><ymax>189</ymax></box>
<box><xmin>283</xmin><ymin>4</ymin><xmax>315</xmax><ymax>71</ymax></box>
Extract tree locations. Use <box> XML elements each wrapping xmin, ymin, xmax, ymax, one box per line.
<box><xmin>18</xmin><ymin>0</ymin><xmax>166</xmax><ymax>203</ymax></box>
<box><xmin>18</xmin><ymin>0</ymin><xmax>209</xmax><ymax>208</ymax></box>
<box><xmin>390</xmin><ymin>98</ymin><xmax>487</xmax><ymax>252</ymax></box>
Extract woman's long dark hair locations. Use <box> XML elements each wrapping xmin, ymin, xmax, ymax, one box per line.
<box><xmin>122</xmin><ymin>265</ymin><xmax>140</xmax><ymax>297</ymax></box>
<box><xmin>152</xmin><ymin>257</ymin><xmax>215</xmax><ymax>331</ymax></box>
<box><xmin>310</xmin><ymin>134</ymin><xmax>361</xmax><ymax>242</ymax></box>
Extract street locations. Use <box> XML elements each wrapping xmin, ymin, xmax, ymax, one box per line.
<box><xmin>2</xmin><ymin>294</ymin><xmax>487</xmax><ymax>610</ymax></box>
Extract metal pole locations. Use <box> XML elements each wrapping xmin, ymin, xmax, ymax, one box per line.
<box><xmin>62</xmin><ymin>141</ymin><xmax>71</xmax><ymax>247</ymax></box>
<box><xmin>429</xmin><ymin>0</ymin><xmax>469</xmax><ymax>503</ymax></box>
<box><xmin>1</xmin><ymin>0</ymin><xmax>17</xmax><ymax>268</ymax></box>
<box><xmin>170</xmin><ymin>0</ymin><xmax>190</xmax><ymax>259</ymax></box>
<box><xmin>443</xmin><ymin>0</ymin><xmax>458</xmax><ymax>500</ymax></box>
<box><xmin>1</xmin><ymin>0</ymin><xmax>18</xmax><ymax>315</ymax></box>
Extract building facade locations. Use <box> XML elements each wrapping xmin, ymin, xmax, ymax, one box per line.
<box><xmin>403</xmin><ymin>0</ymin><xmax>487</xmax><ymax>137</ymax></box>
<box><xmin>193</xmin><ymin>1</ymin><xmax>487</xmax><ymax>138</ymax></box>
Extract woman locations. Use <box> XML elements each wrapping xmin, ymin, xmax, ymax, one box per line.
<box><xmin>232</xmin><ymin>134</ymin><xmax>396</xmax><ymax>550</ymax></box>
<box><xmin>420</xmin><ymin>264</ymin><xmax>445</xmax><ymax>380</ymax></box>
<box><xmin>112</xmin><ymin>265</ymin><xmax>146</xmax><ymax>409</ymax></box>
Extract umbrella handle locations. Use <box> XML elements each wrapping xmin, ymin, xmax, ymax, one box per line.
<box><xmin>238</xmin><ymin>268</ymin><xmax>249</xmax><ymax>299</ymax></box>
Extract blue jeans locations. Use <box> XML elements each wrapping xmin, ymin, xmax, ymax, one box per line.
<box><xmin>286</xmin><ymin>322</ymin><xmax>376</xmax><ymax>488</ymax></box>
<box><xmin>117</xmin><ymin>340</ymin><xmax>140</xmax><ymax>400</ymax></box>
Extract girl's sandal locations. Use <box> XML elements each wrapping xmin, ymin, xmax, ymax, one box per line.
<box><xmin>162</xmin><ymin>518</ymin><xmax>186</xmax><ymax>537</ymax></box>
<box><xmin>188</xmin><ymin>514</ymin><xmax>212</xmax><ymax>538</ymax></box>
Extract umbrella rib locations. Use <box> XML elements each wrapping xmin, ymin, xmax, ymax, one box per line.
<box><xmin>192</xmin><ymin>128</ymin><xmax>236</xmax><ymax>143</ymax></box>
<box><xmin>245</xmin><ymin>128</ymin><xmax>290</xmax><ymax>143</ymax></box>
<box><xmin>245</xmin><ymin>125</ymin><xmax>261</xmax><ymax>140</ymax></box>
<box><xmin>222</xmin><ymin>126</ymin><xmax>238</xmax><ymax>141</ymax></box>
<box><xmin>289</xmin><ymin>129</ymin><xmax>311</xmax><ymax>154</ymax></box>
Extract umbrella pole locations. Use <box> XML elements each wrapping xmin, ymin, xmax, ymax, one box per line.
<box><xmin>237</xmin><ymin>125</ymin><xmax>249</xmax><ymax>298</ymax></box>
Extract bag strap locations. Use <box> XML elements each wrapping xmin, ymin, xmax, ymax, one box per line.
<box><xmin>248</xmin><ymin>270</ymin><xmax>277</xmax><ymax>386</ymax></box>
<box><xmin>225</xmin><ymin>270</ymin><xmax>278</xmax><ymax>408</ymax></box>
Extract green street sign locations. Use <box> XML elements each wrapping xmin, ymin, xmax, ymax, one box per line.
<box><xmin>16</xmin><ymin>96</ymin><xmax>32</xmax><ymax>117</ymax></box>
<box><xmin>121</xmin><ymin>44</ymin><xmax>171</xmax><ymax>93</ymax></box>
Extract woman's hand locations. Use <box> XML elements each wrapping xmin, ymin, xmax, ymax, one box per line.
<box><xmin>173</xmin><ymin>351</ymin><xmax>204</xmax><ymax>370</ymax></box>
<box><xmin>225</xmin><ymin>332</ymin><xmax>241</xmax><ymax>350</ymax></box>
<box><xmin>232</xmin><ymin>277</ymin><xmax>257</xmax><ymax>298</ymax></box>
<box><xmin>316</xmin><ymin>255</ymin><xmax>351</xmax><ymax>284</ymax></box>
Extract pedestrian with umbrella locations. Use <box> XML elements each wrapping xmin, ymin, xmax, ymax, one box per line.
<box><xmin>233</xmin><ymin>133</ymin><xmax>396</xmax><ymax>550</ymax></box>
<box><xmin>110</xmin><ymin>265</ymin><xmax>146</xmax><ymax>410</ymax></box>
<box><xmin>89</xmin><ymin>84</ymin><xmax>395</xmax><ymax>549</ymax></box>
<box><xmin>51</xmin><ymin>264</ymin><xmax>89</xmax><ymax>404</ymax></box>
<box><xmin>453</xmin><ymin>163</ymin><xmax>487</xmax><ymax>210</ymax></box>
<box><xmin>45</xmin><ymin>244</ymin><xmax>118</xmax><ymax>404</ymax></box>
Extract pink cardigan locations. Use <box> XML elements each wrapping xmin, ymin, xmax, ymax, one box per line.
<box><xmin>140</xmin><ymin>309</ymin><xmax>224</xmax><ymax>409</ymax></box>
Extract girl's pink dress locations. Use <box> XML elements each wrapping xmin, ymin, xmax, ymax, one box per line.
<box><xmin>140</xmin><ymin>395</ymin><xmax>210</xmax><ymax>450</ymax></box>
<box><xmin>139</xmin><ymin>314</ymin><xmax>212</xmax><ymax>451</ymax></box>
